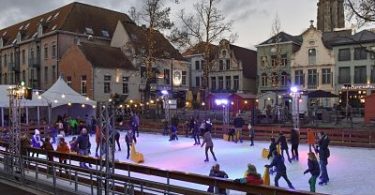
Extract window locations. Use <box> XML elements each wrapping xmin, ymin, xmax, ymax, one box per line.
<box><xmin>104</xmin><ymin>75</ymin><xmax>111</xmax><ymax>94</ymax></box>
<box><xmin>51</xmin><ymin>65</ymin><xmax>56</xmax><ymax>81</ymax></box>
<box><xmin>226</xmin><ymin>59</ymin><xmax>230</xmax><ymax>70</ymax></box>
<box><xmin>338</xmin><ymin>67</ymin><xmax>350</xmax><ymax>84</ymax></box>
<box><xmin>122</xmin><ymin>77</ymin><xmax>129</xmax><ymax>94</ymax></box>
<box><xmin>81</xmin><ymin>75</ymin><xmax>87</xmax><ymax>95</ymax></box>
<box><xmin>271</xmin><ymin>73</ymin><xmax>278</xmax><ymax>87</ymax></box>
<box><xmin>354</xmin><ymin>66</ymin><xmax>366</xmax><ymax>84</ymax></box>
<box><xmin>225</xmin><ymin>76</ymin><xmax>231</xmax><ymax>90</ymax></box>
<box><xmin>222</xmin><ymin>50</ymin><xmax>227</xmax><ymax>57</ymax></box>
<box><xmin>85</xmin><ymin>27</ymin><xmax>94</xmax><ymax>35</ymax></box>
<box><xmin>322</xmin><ymin>68</ymin><xmax>331</xmax><ymax>84</ymax></box>
<box><xmin>354</xmin><ymin>47</ymin><xmax>367</xmax><ymax>60</ymax></box>
<box><xmin>294</xmin><ymin>70</ymin><xmax>305</xmax><ymax>86</ymax></box>
<box><xmin>219</xmin><ymin>60</ymin><xmax>224</xmax><ymax>70</ymax></box>
<box><xmin>182</xmin><ymin>71</ymin><xmax>187</xmax><ymax>85</ymax></box>
<box><xmin>52</xmin><ymin>44</ymin><xmax>56</xmax><ymax>59</ymax></box>
<box><xmin>22</xmin><ymin>50</ymin><xmax>25</xmax><ymax>64</ymax></box>
<box><xmin>10</xmin><ymin>52</ymin><xmax>13</xmax><ymax>64</ymax></box>
<box><xmin>66</xmin><ymin>76</ymin><xmax>72</xmax><ymax>87</ymax></box>
<box><xmin>4</xmin><ymin>73</ymin><xmax>7</xmax><ymax>84</ymax></box>
<box><xmin>261</xmin><ymin>56</ymin><xmax>267</xmax><ymax>66</ymax></box>
<box><xmin>164</xmin><ymin>69</ymin><xmax>170</xmax><ymax>84</ymax></box>
<box><xmin>261</xmin><ymin>73</ymin><xmax>268</xmax><ymax>87</ymax></box>
<box><xmin>211</xmin><ymin>77</ymin><xmax>216</xmax><ymax>90</ymax></box>
<box><xmin>44</xmin><ymin>44</ymin><xmax>48</xmax><ymax>59</ymax></box>
<box><xmin>338</xmin><ymin>48</ymin><xmax>351</xmax><ymax>61</ymax></box>
<box><xmin>30</xmin><ymin>69</ymin><xmax>34</xmax><ymax>87</ymax></box>
<box><xmin>280</xmin><ymin>72</ymin><xmax>288</xmax><ymax>86</ymax></box>
<box><xmin>308</xmin><ymin>49</ymin><xmax>316</xmax><ymax>65</ymax></box>
<box><xmin>218</xmin><ymin>76</ymin><xmax>224</xmax><ymax>90</ymax></box>
<box><xmin>195</xmin><ymin>61</ymin><xmax>200</xmax><ymax>70</ymax></box>
<box><xmin>195</xmin><ymin>76</ymin><xmax>200</xmax><ymax>87</ymax></box>
<box><xmin>101</xmin><ymin>30</ymin><xmax>110</xmax><ymax>37</ymax></box>
<box><xmin>371</xmin><ymin>66</ymin><xmax>375</xmax><ymax>83</ymax></box>
<box><xmin>44</xmin><ymin>66</ymin><xmax>48</xmax><ymax>83</ymax></box>
<box><xmin>281</xmin><ymin>54</ymin><xmax>288</xmax><ymax>66</ymax></box>
<box><xmin>307</xmin><ymin>69</ymin><xmax>317</xmax><ymax>88</ymax></box>
<box><xmin>233</xmin><ymin>76</ymin><xmax>239</xmax><ymax>90</ymax></box>
<box><xmin>3</xmin><ymin>54</ymin><xmax>7</xmax><ymax>67</ymax></box>
<box><xmin>271</xmin><ymin>55</ymin><xmax>277</xmax><ymax>66</ymax></box>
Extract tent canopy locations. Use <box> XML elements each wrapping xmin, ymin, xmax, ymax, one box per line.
<box><xmin>0</xmin><ymin>85</ymin><xmax>49</xmax><ymax>107</ymax></box>
<box><xmin>42</xmin><ymin>77</ymin><xmax>96</xmax><ymax>108</ymax></box>
<box><xmin>307</xmin><ymin>90</ymin><xmax>338</xmax><ymax>98</ymax></box>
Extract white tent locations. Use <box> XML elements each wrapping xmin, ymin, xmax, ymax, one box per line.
<box><xmin>41</xmin><ymin>77</ymin><xmax>96</xmax><ymax>108</ymax></box>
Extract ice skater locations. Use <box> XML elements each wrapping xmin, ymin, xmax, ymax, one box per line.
<box><xmin>233</xmin><ymin>113</ymin><xmax>244</xmax><ymax>143</ymax></box>
<box><xmin>248</xmin><ymin>123</ymin><xmax>255</xmax><ymax>146</ymax></box>
<box><xmin>265</xmin><ymin>150</ymin><xmax>294</xmax><ymax>189</ymax></box>
<box><xmin>169</xmin><ymin>124</ymin><xmax>178</xmax><ymax>141</ymax></box>
<box><xmin>125</xmin><ymin>130</ymin><xmax>133</xmax><ymax>159</ymax></box>
<box><xmin>307</xmin><ymin>129</ymin><xmax>316</xmax><ymax>152</ymax></box>
<box><xmin>276</xmin><ymin>132</ymin><xmax>292</xmax><ymax>163</ymax></box>
<box><xmin>315</xmin><ymin>131</ymin><xmax>330</xmax><ymax>185</ymax></box>
<box><xmin>290</xmin><ymin>129</ymin><xmax>299</xmax><ymax>161</ymax></box>
<box><xmin>192</xmin><ymin>117</ymin><xmax>200</xmax><ymax>145</ymax></box>
<box><xmin>201</xmin><ymin>130</ymin><xmax>217</xmax><ymax>162</ymax></box>
<box><xmin>114</xmin><ymin>130</ymin><xmax>121</xmax><ymax>151</ymax></box>
<box><xmin>304</xmin><ymin>152</ymin><xmax>320</xmax><ymax>192</ymax></box>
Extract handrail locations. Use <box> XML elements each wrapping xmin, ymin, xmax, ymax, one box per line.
<box><xmin>0</xmin><ymin>141</ymin><xmax>326</xmax><ymax>195</ymax></box>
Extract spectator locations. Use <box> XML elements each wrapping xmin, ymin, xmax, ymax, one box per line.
<box><xmin>41</xmin><ymin>137</ymin><xmax>54</xmax><ymax>174</ymax></box>
<box><xmin>31</xmin><ymin>129</ymin><xmax>42</xmax><ymax>157</ymax></box>
<box><xmin>56</xmin><ymin>137</ymin><xmax>70</xmax><ymax>175</ymax></box>
<box><xmin>69</xmin><ymin>137</ymin><xmax>78</xmax><ymax>153</ymax></box>
<box><xmin>234</xmin><ymin>163</ymin><xmax>263</xmax><ymax>190</ymax></box>
<box><xmin>76</xmin><ymin>128</ymin><xmax>90</xmax><ymax>168</ymax></box>
<box><xmin>207</xmin><ymin>164</ymin><xmax>228</xmax><ymax>194</ymax></box>
<box><xmin>20</xmin><ymin>133</ymin><xmax>31</xmax><ymax>157</ymax></box>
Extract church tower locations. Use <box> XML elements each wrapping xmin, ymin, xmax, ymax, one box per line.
<box><xmin>317</xmin><ymin>0</ymin><xmax>345</xmax><ymax>32</ymax></box>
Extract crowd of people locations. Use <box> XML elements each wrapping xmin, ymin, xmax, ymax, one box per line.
<box><xmin>17</xmin><ymin>110</ymin><xmax>332</xmax><ymax>194</ymax></box>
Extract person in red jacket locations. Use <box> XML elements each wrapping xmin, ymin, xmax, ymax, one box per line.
<box><xmin>235</xmin><ymin>163</ymin><xmax>263</xmax><ymax>185</ymax></box>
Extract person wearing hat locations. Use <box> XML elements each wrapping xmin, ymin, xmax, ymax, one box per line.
<box><xmin>207</xmin><ymin>164</ymin><xmax>228</xmax><ymax>194</ymax></box>
<box><xmin>31</xmin><ymin>129</ymin><xmax>42</xmax><ymax>157</ymax></box>
<box><xmin>234</xmin><ymin>163</ymin><xmax>263</xmax><ymax>186</ymax></box>
<box><xmin>265</xmin><ymin>150</ymin><xmax>294</xmax><ymax>189</ymax></box>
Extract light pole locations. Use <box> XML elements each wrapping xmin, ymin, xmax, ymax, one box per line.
<box><xmin>290</xmin><ymin>86</ymin><xmax>300</xmax><ymax>130</ymax></box>
<box><xmin>215</xmin><ymin>99</ymin><xmax>229</xmax><ymax>131</ymax></box>
<box><xmin>161</xmin><ymin>90</ymin><xmax>170</xmax><ymax>125</ymax></box>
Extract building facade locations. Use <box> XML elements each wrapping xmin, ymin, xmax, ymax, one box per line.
<box><xmin>317</xmin><ymin>0</ymin><xmax>345</xmax><ymax>32</ymax></box>
<box><xmin>0</xmin><ymin>2</ymin><xmax>131</xmax><ymax>90</ymax></box>
<box><xmin>256</xmin><ymin>32</ymin><xmax>301</xmax><ymax>112</ymax></box>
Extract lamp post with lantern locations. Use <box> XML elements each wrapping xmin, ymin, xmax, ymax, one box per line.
<box><xmin>290</xmin><ymin>86</ymin><xmax>301</xmax><ymax>130</ymax></box>
<box><xmin>215</xmin><ymin>99</ymin><xmax>229</xmax><ymax>131</ymax></box>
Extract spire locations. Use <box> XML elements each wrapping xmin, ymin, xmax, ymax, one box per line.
<box><xmin>317</xmin><ymin>0</ymin><xmax>345</xmax><ymax>32</ymax></box>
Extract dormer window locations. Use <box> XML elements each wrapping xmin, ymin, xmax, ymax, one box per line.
<box><xmin>0</xmin><ymin>38</ymin><xmax>3</xmax><ymax>48</ymax></box>
<box><xmin>101</xmin><ymin>30</ymin><xmax>110</xmax><ymax>37</ymax></box>
<box><xmin>47</xmin><ymin>15</ymin><xmax>52</xmax><ymax>22</ymax></box>
<box><xmin>85</xmin><ymin>27</ymin><xmax>94</xmax><ymax>35</ymax></box>
<box><xmin>25</xmin><ymin>23</ymin><xmax>30</xmax><ymax>29</ymax></box>
<box><xmin>2</xmin><ymin>31</ymin><xmax>7</xmax><ymax>37</ymax></box>
<box><xmin>18</xmin><ymin>25</ymin><xmax>24</xmax><ymax>30</ymax></box>
<box><xmin>222</xmin><ymin>50</ymin><xmax>227</xmax><ymax>58</ymax></box>
<box><xmin>53</xmin><ymin>12</ymin><xmax>60</xmax><ymax>19</ymax></box>
<box><xmin>51</xmin><ymin>25</ymin><xmax>57</xmax><ymax>31</ymax></box>
<box><xmin>16</xmin><ymin>32</ymin><xmax>22</xmax><ymax>42</ymax></box>
<box><xmin>38</xmin><ymin>24</ymin><xmax>43</xmax><ymax>37</ymax></box>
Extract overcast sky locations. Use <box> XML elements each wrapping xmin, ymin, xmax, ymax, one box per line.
<box><xmin>0</xmin><ymin>0</ymin><xmax>372</xmax><ymax>49</ymax></box>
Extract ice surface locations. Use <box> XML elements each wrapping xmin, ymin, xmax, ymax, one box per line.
<box><xmin>55</xmin><ymin>132</ymin><xmax>375</xmax><ymax>195</ymax></box>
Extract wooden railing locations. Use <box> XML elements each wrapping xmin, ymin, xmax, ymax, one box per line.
<box><xmin>0</xmin><ymin>141</ymin><xmax>324</xmax><ymax>195</ymax></box>
<box><xmin>139</xmin><ymin>123</ymin><xmax>375</xmax><ymax>148</ymax></box>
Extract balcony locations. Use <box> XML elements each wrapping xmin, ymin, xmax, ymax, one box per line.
<box><xmin>307</xmin><ymin>84</ymin><xmax>318</xmax><ymax>89</ymax></box>
<box><xmin>29</xmin><ymin>57</ymin><xmax>41</xmax><ymax>68</ymax></box>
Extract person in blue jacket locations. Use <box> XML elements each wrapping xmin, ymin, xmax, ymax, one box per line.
<box><xmin>304</xmin><ymin>152</ymin><xmax>320</xmax><ymax>192</ymax></box>
<box><xmin>265</xmin><ymin>150</ymin><xmax>294</xmax><ymax>189</ymax></box>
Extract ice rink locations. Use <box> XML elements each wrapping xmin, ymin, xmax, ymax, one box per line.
<box><xmin>60</xmin><ymin>132</ymin><xmax>375</xmax><ymax>195</ymax></box>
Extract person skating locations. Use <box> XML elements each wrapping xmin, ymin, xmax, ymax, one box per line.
<box><xmin>76</xmin><ymin>128</ymin><xmax>90</xmax><ymax>168</ymax></box>
<box><xmin>169</xmin><ymin>124</ymin><xmax>178</xmax><ymax>141</ymax></box>
<box><xmin>307</xmin><ymin>129</ymin><xmax>316</xmax><ymax>152</ymax></box>
<box><xmin>267</xmin><ymin>138</ymin><xmax>277</xmax><ymax>159</ymax></box>
<box><xmin>233</xmin><ymin>114</ymin><xmax>244</xmax><ymax>143</ymax></box>
<box><xmin>207</xmin><ymin>164</ymin><xmax>228</xmax><ymax>194</ymax></box>
<box><xmin>192</xmin><ymin>117</ymin><xmax>200</xmax><ymax>145</ymax></box>
<box><xmin>290</xmin><ymin>129</ymin><xmax>300</xmax><ymax>161</ymax></box>
<box><xmin>201</xmin><ymin>130</ymin><xmax>217</xmax><ymax>162</ymax></box>
<box><xmin>276</xmin><ymin>132</ymin><xmax>292</xmax><ymax>163</ymax></box>
<box><xmin>304</xmin><ymin>152</ymin><xmax>320</xmax><ymax>192</ymax></box>
<box><xmin>265</xmin><ymin>150</ymin><xmax>294</xmax><ymax>189</ymax></box>
<box><xmin>133</xmin><ymin>112</ymin><xmax>140</xmax><ymax>137</ymax></box>
<box><xmin>125</xmin><ymin>130</ymin><xmax>133</xmax><ymax>159</ymax></box>
<box><xmin>315</xmin><ymin>131</ymin><xmax>330</xmax><ymax>185</ymax></box>
<box><xmin>130</xmin><ymin>115</ymin><xmax>137</xmax><ymax>143</ymax></box>
<box><xmin>114</xmin><ymin>130</ymin><xmax>121</xmax><ymax>151</ymax></box>
<box><xmin>248</xmin><ymin>123</ymin><xmax>255</xmax><ymax>146</ymax></box>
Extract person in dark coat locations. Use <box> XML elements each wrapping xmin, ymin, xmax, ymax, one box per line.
<box><xmin>76</xmin><ymin>128</ymin><xmax>90</xmax><ymax>168</ymax></box>
<box><xmin>201</xmin><ymin>130</ymin><xmax>217</xmax><ymax>162</ymax></box>
<box><xmin>114</xmin><ymin>130</ymin><xmax>121</xmax><ymax>151</ymax></box>
<box><xmin>267</xmin><ymin>138</ymin><xmax>277</xmax><ymax>159</ymax></box>
<box><xmin>304</xmin><ymin>152</ymin><xmax>320</xmax><ymax>192</ymax></box>
<box><xmin>276</xmin><ymin>133</ymin><xmax>292</xmax><ymax>163</ymax></box>
<box><xmin>207</xmin><ymin>164</ymin><xmax>228</xmax><ymax>194</ymax></box>
<box><xmin>248</xmin><ymin>124</ymin><xmax>255</xmax><ymax>146</ymax></box>
<box><xmin>130</xmin><ymin>116</ymin><xmax>137</xmax><ymax>143</ymax></box>
<box><xmin>233</xmin><ymin>114</ymin><xmax>244</xmax><ymax>143</ymax></box>
<box><xmin>290</xmin><ymin>129</ymin><xmax>300</xmax><ymax>161</ymax></box>
<box><xmin>125</xmin><ymin>130</ymin><xmax>133</xmax><ymax>159</ymax></box>
<box><xmin>41</xmin><ymin>137</ymin><xmax>54</xmax><ymax>174</ymax></box>
<box><xmin>265</xmin><ymin>150</ymin><xmax>294</xmax><ymax>189</ymax></box>
<box><xmin>315</xmin><ymin>131</ymin><xmax>330</xmax><ymax>185</ymax></box>
<box><xmin>169</xmin><ymin>125</ymin><xmax>178</xmax><ymax>141</ymax></box>
<box><xmin>192</xmin><ymin>118</ymin><xmax>201</xmax><ymax>145</ymax></box>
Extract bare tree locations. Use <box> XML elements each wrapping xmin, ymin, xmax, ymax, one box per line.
<box><xmin>128</xmin><ymin>6</ymin><xmax>140</xmax><ymax>25</ymax></box>
<box><xmin>136</xmin><ymin>0</ymin><xmax>174</xmax><ymax>102</ymax></box>
<box><xmin>170</xmin><ymin>0</ymin><xmax>233</xmax><ymax>95</ymax></box>
<box><xmin>345</xmin><ymin>0</ymin><xmax>375</xmax><ymax>27</ymax></box>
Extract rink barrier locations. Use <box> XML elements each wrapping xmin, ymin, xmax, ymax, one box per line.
<box><xmin>0</xmin><ymin>142</ymin><xmax>325</xmax><ymax>195</ymax></box>
<box><xmin>137</xmin><ymin>123</ymin><xmax>375</xmax><ymax>148</ymax></box>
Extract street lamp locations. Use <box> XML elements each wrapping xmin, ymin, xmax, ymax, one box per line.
<box><xmin>290</xmin><ymin>86</ymin><xmax>300</xmax><ymax>130</ymax></box>
<box><xmin>215</xmin><ymin>99</ymin><xmax>229</xmax><ymax>130</ymax></box>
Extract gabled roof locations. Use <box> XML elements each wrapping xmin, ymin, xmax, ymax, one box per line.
<box><xmin>258</xmin><ymin>31</ymin><xmax>302</xmax><ymax>46</ymax></box>
<box><xmin>0</xmin><ymin>2</ymin><xmax>131</xmax><ymax>47</ymax></box>
<box><xmin>121</xmin><ymin>21</ymin><xmax>185</xmax><ymax>61</ymax></box>
<box><xmin>328</xmin><ymin>30</ymin><xmax>375</xmax><ymax>46</ymax></box>
<box><xmin>182</xmin><ymin>42</ymin><xmax>219</xmax><ymax>60</ymax></box>
<box><xmin>229</xmin><ymin>44</ymin><xmax>257</xmax><ymax>79</ymax></box>
<box><xmin>78</xmin><ymin>42</ymin><xmax>136</xmax><ymax>70</ymax></box>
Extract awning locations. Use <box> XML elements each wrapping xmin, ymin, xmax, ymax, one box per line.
<box><xmin>307</xmin><ymin>90</ymin><xmax>338</xmax><ymax>98</ymax></box>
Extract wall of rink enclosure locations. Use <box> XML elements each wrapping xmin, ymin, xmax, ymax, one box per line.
<box><xmin>0</xmin><ymin>141</ymin><xmax>324</xmax><ymax>195</ymax></box>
